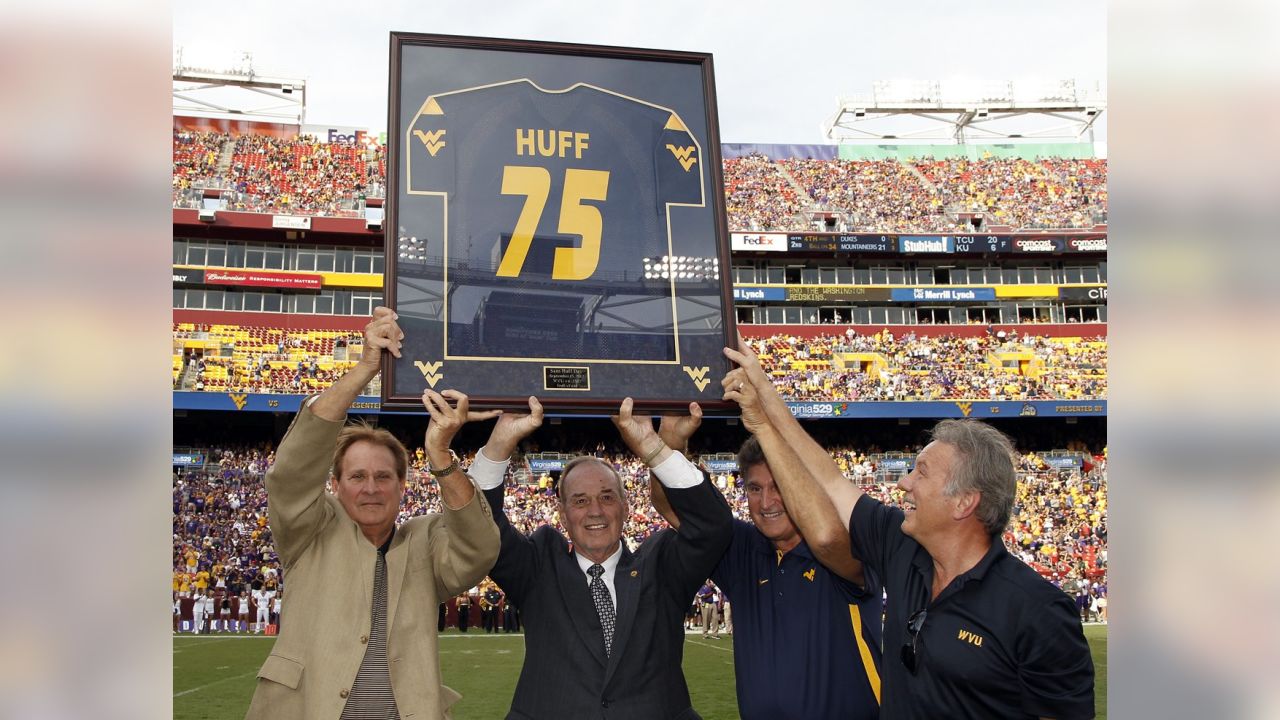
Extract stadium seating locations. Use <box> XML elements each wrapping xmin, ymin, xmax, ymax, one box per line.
<box><xmin>172</xmin><ymin>135</ymin><xmax>1106</xmax><ymax>231</ymax></box>
<box><xmin>173</xmin><ymin>323</ymin><xmax>364</xmax><ymax>394</ymax></box>
<box><xmin>172</xmin><ymin>444</ymin><xmax>1107</xmax><ymax>612</ymax></box>
<box><xmin>722</xmin><ymin>153</ymin><xmax>808</xmax><ymax>231</ymax></box>
<box><xmin>750</xmin><ymin>331</ymin><xmax>1107</xmax><ymax>401</ymax></box>
<box><xmin>172</xmin><ymin>325</ymin><xmax>1106</xmax><ymax>401</ymax></box>
<box><xmin>172</xmin><ymin>131</ymin><xmax>385</xmax><ymax>217</ymax></box>
<box><xmin>172</xmin><ymin>130</ymin><xmax>231</xmax><ymax>190</ymax></box>
<box><xmin>171</xmin><ymin>326</ymin><xmax>1108</xmax><ymax>400</ymax></box>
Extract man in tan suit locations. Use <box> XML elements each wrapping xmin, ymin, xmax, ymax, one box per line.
<box><xmin>246</xmin><ymin>307</ymin><xmax>501</xmax><ymax>720</ymax></box>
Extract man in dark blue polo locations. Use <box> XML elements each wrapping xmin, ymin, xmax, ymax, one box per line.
<box><xmin>725</xmin><ymin>340</ymin><xmax>1094</xmax><ymax>720</ymax></box>
<box><xmin>652</xmin><ymin>411</ymin><xmax>881</xmax><ymax>720</ymax></box>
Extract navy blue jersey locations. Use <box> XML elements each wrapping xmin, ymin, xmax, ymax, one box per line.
<box><xmin>405</xmin><ymin>80</ymin><xmax>704</xmax><ymax>361</ymax></box>
<box><xmin>849</xmin><ymin>495</ymin><xmax>1094</xmax><ymax>720</ymax></box>
<box><xmin>712</xmin><ymin>519</ymin><xmax>882</xmax><ymax>720</ymax></box>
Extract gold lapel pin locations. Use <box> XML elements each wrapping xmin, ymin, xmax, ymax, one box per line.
<box><xmin>630</xmin><ymin>570</ymin><xmax>638</xmax><ymax>577</ymax></box>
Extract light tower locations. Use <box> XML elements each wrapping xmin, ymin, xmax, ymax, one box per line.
<box><xmin>173</xmin><ymin>50</ymin><xmax>307</xmax><ymax>125</ymax></box>
<box><xmin>823</xmin><ymin>79</ymin><xmax>1105</xmax><ymax>144</ymax></box>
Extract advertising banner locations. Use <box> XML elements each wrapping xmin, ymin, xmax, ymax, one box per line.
<box><xmin>1058</xmin><ymin>286</ymin><xmax>1108</xmax><ymax>302</ymax></box>
<box><xmin>1012</xmin><ymin>237</ymin><xmax>1066</xmax><ymax>253</ymax></box>
<box><xmin>527</xmin><ymin>458</ymin><xmax>565</xmax><ymax>473</ymax></box>
<box><xmin>172</xmin><ymin>267</ymin><xmax>206</xmax><ymax>285</ymax></box>
<box><xmin>733</xmin><ymin>286</ymin><xmax>787</xmax><ymax>302</ymax></box>
<box><xmin>898</xmin><ymin>236</ymin><xmax>955</xmax><ymax>253</ymax></box>
<box><xmin>703</xmin><ymin>459</ymin><xmax>739</xmax><ymax>473</ymax></box>
<box><xmin>731</xmin><ymin>232</ymin><xmax>788</xmax><ymax>252</ymax></box>
<box><xmin>173</xmin><ymin>392</ymin><xmax>382</xmax><ymax>413</ymax></box>
<box><xmin>889</xmin><ymin>287</ymin><xmax>997</xmax><ymax>302</ymax></box>
<box><xmin>204</xmin><ymin>270</ymin><xmax>323</xmax><ymax>290</ymax></box>
<box><xmin>785</xmin><ymin>286</ymin><xmax>892</xmax><ymax>302</ymax></box>
<box><xmin>1066</xmin><ymin>237</ymin><xmax>1107</xmax><ymax>252</ymax></box>
<box><xmin>785</xmin><ymin>400</ymin><xmax>1107</xmax><ymax>418</ymax></box>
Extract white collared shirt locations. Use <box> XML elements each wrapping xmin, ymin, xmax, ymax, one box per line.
<box><xmin>469</xmin><ymin>447</ymin><xmax>703</xmax><ymax>491</ymax></box>
<box><xmin>469</xmin><ymin>448</ymin><xmax>704</xmax><ymax>611</ymax></box>
<box><xmin>574</xmin><ymin>541</ymin><xmax>623</xmax><ymax>611</ymax></box>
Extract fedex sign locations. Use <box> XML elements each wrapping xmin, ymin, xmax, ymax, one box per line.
<box><xmin>303</xmin><ymin>124</ymin><xmax>374</xmax><ymax>146</ymax></box>
<box><xmin>328</xmin><ymin>129</ymin><xmax>369</xmax><ymax>145</ymax></box>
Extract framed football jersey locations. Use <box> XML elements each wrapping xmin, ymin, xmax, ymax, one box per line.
<box><xmin>384</xmin><ymin>33</ymin><xmax>736</xmax><ymax>413</ymax></box>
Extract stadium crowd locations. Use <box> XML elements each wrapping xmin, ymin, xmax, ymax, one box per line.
<box><xmin>173</xmin><ymin>323</ymin><xmax>366</xmax><ymax>394</ymax></box>
<box><xmin>174</xmin><ymin>134</ymin><xmax>1106</xmax><ymax>231</ymax></box>
<box><xmin>915</xmin><ymin>157</ymin><xmax>1109</xmax><ymax>230</ymax></box>
<box><xmin>778</xmin><ymin>157</ymin><xmax>966</xmax><ymax>233</ymax></box>
<box><xmin>172</xmin><ymin>130</ymin><xmax>228</xmax><ymax>190</ymax></box>
<box><xmin>750</xmin><ymin>330</ymin><xmax>1106</xmax><ymax>401</ymax></box>
<box><xmin>172</xmin><ymin>439</ymin><xmax>1107</xmax><ymax>630</ymax></box>
<box><xmin>171</xmin><ymin>130</ymin><xmax>385</xmax><ymax>217</ymax></box>
<box><xmin>174</xmin><ymin>325</ymin><xmax>1106</xmax><ymax>400</ymax></box>
<box><xmin>721</xmin><ymin>153</ymin><xmax>808</xmax><ymax>231</ymax></box>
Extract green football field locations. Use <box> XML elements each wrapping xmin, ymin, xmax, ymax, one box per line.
<box><xmin>174</xmin><ymin>624</ymin><xmax>1107</xmax><ymax>719</ymax></box>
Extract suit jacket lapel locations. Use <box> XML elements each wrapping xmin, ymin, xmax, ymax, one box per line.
<box><xmin>556</xmin><ymin>548</ymin><xmax>608</xmax><ymax>669</ymax></box>
<box><xmin>603</xmin><ymin>546</ymin><xmax>640</xmax><ymax>687</ymax></box>
<box><xmin>384</xmin><ymin>528</ymin><xmax>407</xmax><ymax>632</ymax></box>
<box><xmin>342</xmin><ymin>520</ymin><xmax>377</xmax><ymax>638</ymax></box>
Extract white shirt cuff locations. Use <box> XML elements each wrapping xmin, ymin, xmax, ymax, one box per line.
<box><xmin>652</xmin><ymin>451</ymin><xmax>703</xmax><ymax>489</ymax></box>
<box><xmin>468</xmin><ymin>449</ymin><xmax>509</xmax><ymax>490</ymax></box>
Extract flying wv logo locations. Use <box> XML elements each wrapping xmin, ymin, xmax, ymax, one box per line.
<box><xmin>228</xmin><ymin>393</ymin><xmax>248</xmax><ymax>411</ymax></box>
<box><xmin>803</xmin><ymin>568</ymin><xmax>816</xmax><ymax>582</ymax></box>
<box><xmin>415</xmin><ymin>361</ymin><xmax>443</xmax><ymax>388</ymax></box>
<box><xmin>414</xmin><ymin>129</ymin><xmax>447</xmax><ymax>156</ymax></box>
<box><xmin>682</xmin><ymin>366</ymin><xmax>710</xmax><ymax>392</ymax></box>
<box><xmin>665</xmin><ymin>144</ymin><xmax>698</xmax><ymax>172</ymax></box>
<box><xmin>955</xmin><ymin>401</ymin><xmax>973</xmax><ymax>417</ymax></box>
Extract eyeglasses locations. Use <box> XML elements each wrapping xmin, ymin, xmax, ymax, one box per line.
<box><xmin>901</xmin><ymin>609</ymin><xmax>927</xmax><ymax>674</ymax></box>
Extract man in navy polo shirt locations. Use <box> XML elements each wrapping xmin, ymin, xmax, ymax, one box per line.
<box><xmin>723</xmin><ymin>339</ymin><xmax>1094</xmax><ymax>720</ymax></box>
<box><xmin>652</xmin><ymin>408</ymin><xmax>882</xmax><ymax>720</ymax></box>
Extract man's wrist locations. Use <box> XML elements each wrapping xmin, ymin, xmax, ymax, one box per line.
<box><xmin>352</xmin><ymin>357</ymin><xmax>380</xmax><ymax>378</ymax></box>
<box><xmin>480</xmin><ymin>444</ymin><xmax>513</xmax><ymax>463</ymax></box>
<box><xmin>469</xmin><ymin>450</ymin><xmax>509</xmax><ymax>491</ymax></box>
<box><xmin>641</xmin><ymin>440</ymin><xmax>667</xmax><ymax>467</ymax></box>
<box><xmin>428</xmin><ymin>450</ymin><xmax>460</xmax><ymax>478</ymax></box>
<box><xmin>658</xmin><ymin>436</ymin><xmax>689</xmax><ymax>455</ymax></box>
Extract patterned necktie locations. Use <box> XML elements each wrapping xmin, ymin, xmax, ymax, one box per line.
<box><xmin>587</xmin><ymin>563</ymin><xmax>615</xmax><ymax>656</ymax></box>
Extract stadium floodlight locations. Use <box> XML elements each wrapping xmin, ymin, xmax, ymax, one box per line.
<box><xmin>198</xmin><ymin>208</ymin><xmax>216</xmax><ymax>223</ymax></box>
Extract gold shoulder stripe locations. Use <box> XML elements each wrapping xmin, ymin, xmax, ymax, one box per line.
<box><xmin>419</xmin><ymin>96</ymin><xmax>444</xmax><ymax>116</ymax></box>
<box><xmin>849</xmin><ymin>604</ymin><xmax>882</xmax><ymax>704</ymax></box>
<box><xmin>664</xmin><ymin>113</ymin><xmax>687</xmax><ymax>132</ymax></box>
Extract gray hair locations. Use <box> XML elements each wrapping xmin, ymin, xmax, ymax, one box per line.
<box><xmin>556</xmin><ymin>456</ymin><xmax>625</xmax><ymax>501</ymax></box>
<box><xmin>929</xmin><ymin>419</ymin><xmax>1017</xmax><ymax>537</ymax></box>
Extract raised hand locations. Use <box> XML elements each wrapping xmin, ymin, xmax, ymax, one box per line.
<box><xmin>724</xmin><ymin>333</ymin><xmax>769</xmax><ymax>390</ymax></box>
<box><xmin>422</xmin><ymin>389</ymin><xmax>501</xmax><ymax>455</ymax></box>
<box><xmin>308</xmin><ymin>307</ymin><xmax>402</xmax><ymax>421</ymax></box>
<box><xmin>483</xmin><ymin>396</ymin><xmax>545</xmax><ymax>461</ymax></box>
<box><xmin>611</xmin><ymin>398</ymin><xmax>666</xmax><ymax>464</ymax></box>
<box><xmin>359</xmin><ymin>306</ymin><xmax>403</xmax><ymax>369</ymax></box>
<box><xmin>721</xmin><ymin>365</ymin><xmax>769</xmax><ymax>436</ymax></box>
<box><xmin>658</xmin><ymin>402</ymin><xmax>702</xmax><ymax>453</ymax></box>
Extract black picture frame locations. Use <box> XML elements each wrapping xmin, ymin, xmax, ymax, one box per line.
<box><xmin>383</xmin><ymin>32</ymin><xmax>736</xmax><ymax>414</ymax></box>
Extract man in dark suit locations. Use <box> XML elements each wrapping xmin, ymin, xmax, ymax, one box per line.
<box><xmin>468</xmin><ymin>396</ymin><xmax>733</xmax><ymax>720</ymax></box>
